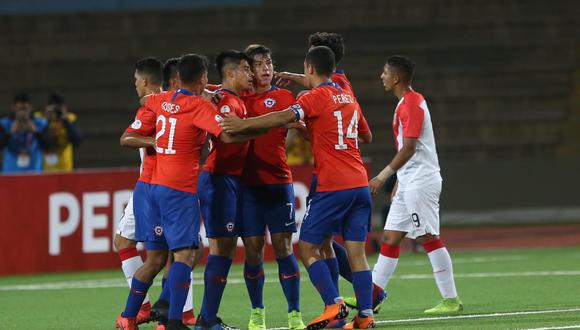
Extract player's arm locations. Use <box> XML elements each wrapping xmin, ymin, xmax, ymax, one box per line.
<box><xmin>275</xmin><ymin>72</ymin><xmax>308</xmax><ymax>88</ymax></box>
<box><xmin>369</xmin><ymin>138</ymin><xmax>416</xmax><ymax>195</ymax></box>
<box><xmin>219</xmin><ymin>108</ymin><xmax>297</xmax><ymax>134</ymax></box>
<box><xmin>370</xmin><ymin>103</ymin><xmax>423</xmax><ymax>195</ymax></box>
<box><xmin>120</xmin><ymin>132</ymin><xmax>155</xmax><ymax>148</ymax></box>
<box><xmin>120</xmin><ymin>105</ymin><xmax>156</xmax><ymax>148</ymax></box>
<box><xmin>218</xmin><ymin>130</ymin><xmax>265</xmax><ymax>143</ymax></box>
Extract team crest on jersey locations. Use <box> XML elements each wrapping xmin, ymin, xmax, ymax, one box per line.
<box><xmin>264</xmin><ymin>98</ymin><xmax>276</xmax><ymax>108</ymax></box>
<box><xmin>220</xmin><ymin>105</ymin><xmax>231</xmax><ymax>114</ymax></box>
<box><xmin>226</xmin><ymin>222</ymin><xmax>235</xmax><ymax>232</ymax></box>
<box><xmin>131</xmin><ymin>120</ymin><xmax>142</xmax><ymax>129</ymax></box>
<box><xmin>154</xmin><ymin>226</ymin><xmax>163</xmax><ymax>237</ymax></box>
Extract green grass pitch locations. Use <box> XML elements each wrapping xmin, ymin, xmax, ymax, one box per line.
<box><xmin>1</xmin><ymin>247</ymin><xmax>579</xmax><ymax>329</ymax></box>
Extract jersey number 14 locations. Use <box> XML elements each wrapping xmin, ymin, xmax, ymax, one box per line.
<box><xmin>333</xmin><ymin>110</ymin><xmax>358</xmax><ymax>150</ymax></box>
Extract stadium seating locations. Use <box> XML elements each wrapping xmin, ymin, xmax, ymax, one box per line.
<box><xmin>0</xmin><ymin>0</ymin><xmax>577</xmax><ymax>167</ymax></box>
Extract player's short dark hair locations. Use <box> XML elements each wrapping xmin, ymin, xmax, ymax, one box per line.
<box><xmin>245</xmin><ymin>44</ymin><xmax>271</xmax><ymax>62</ymax></box>
<box><xmin>13</xmin><ymin>93</ymin><xmax>30</xmax><ymax>104</ymax></box>
<box><xmin>215</xmin><ymin>50</ymin><xmax>251</xmax><ymax>80</ymax></box>
<box><xmin>386</xmin><ymin>55</ymin><xmax>415</xmax><ymax>82</ymax></box>
<box><xmin>308</xmin><ymin>32</ymin><xmax>345</xmax><ymax>64</ymax></box>
<box><xmin>305</xmin><ymin>46</ymin><xmax>335</xmax><ymax>77</ymax></box>
<box><xmin>135</xmin><ymin>57</ymin><xmax>163</xmax><ymax>86</ymax></box>
<box><xmin>178</xmin><ymin>54</ymin><xmax>209</xmax><ymax>84</ymax></box>
<box><xmin>162</xmin><ymin>57</ymin><xmax>179</xmax><ymax>91</ymax></box>
<box><xmin>47</xmin><ymin>93</ymin><xmax>64</xmax><ymax>105</ymax></box>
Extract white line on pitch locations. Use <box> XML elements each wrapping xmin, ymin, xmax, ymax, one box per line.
<box><xmin>2</xmin><ymin>270</ymin><xmax>580</xmax><ymax>291</ymax></box>
<box><xmin>522</xmin><ymin>325</ymin><xmax>580</xmax><ymax>330</ymax></box>
<box><xmin>265</xmin><ymin>308</ymin><xmax>580</xmax><ymax>330</ymax></box>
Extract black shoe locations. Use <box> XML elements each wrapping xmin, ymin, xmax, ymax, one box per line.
<box><xmin>151</xmin><ymin>299</ymin><xmax>169</xmax><ymax>323</ymax></box>
<box><xmin>195</xmin><ymin>316</ymin><xmax>220</xmax><ymax>330</ymax></box>
<box><xmin>167</xmin><ymin>319</ymin><xmax>192</xmax><ymax>330</ymax></box>
<box><xmin>216</xmin><ymin>317</ymin><xmax>239</xmax><ymax>330</ymax></box>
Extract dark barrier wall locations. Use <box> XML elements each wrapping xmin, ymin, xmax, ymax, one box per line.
<box><xmin>0</xmin><ymin>0</ymin><xmax>261</xmax><ymax>14</ymax></box>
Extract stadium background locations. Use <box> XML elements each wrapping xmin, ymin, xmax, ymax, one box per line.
<box><xmin>0</xmin><ymin>0</ymin><xmax>578</xmax><ymax>329</ymax></box>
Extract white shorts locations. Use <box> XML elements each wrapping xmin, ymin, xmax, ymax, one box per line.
<box><xmin>116</xmin><ymin>195</ymin><xmax>136</xmax><ymax>240</ymax></box>
<box><xmin>384</xmin><ymin>181</ymin><xmax>441</xmax><ymax>239</ymax></box>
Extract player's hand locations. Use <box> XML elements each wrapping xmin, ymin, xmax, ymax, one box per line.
<box><xmin>274</xmin><ymin>72</ymin><xmax>293</xmax><ymax>87</ymax></box>
<box><xmin>284</xmin><ymin>121</ymin><xmax>306</xmax><ymax>129</ymax></box>
<box><xmin>202</xmin><ymin>89</ymin><xmax>224</xmax><ymax>105</ymax></box>
<box><xmin>219</xmin><ymin>114</ymin><xmax>246</xmax><ymax>134</ymax></box>
<box><xmin>369</xmin><ymin>176</ymin><xmax>386</xmax><ymax>196</ymax></box>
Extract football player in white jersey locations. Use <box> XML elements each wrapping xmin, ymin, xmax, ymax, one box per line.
<box><xmin>345</xmin><ymin>55</ymin><xmax>463</xmax><ymax>315</ymax></box>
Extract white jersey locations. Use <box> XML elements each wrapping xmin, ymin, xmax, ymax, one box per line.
<box><xmin>392</xmin><ymin>90</ymin><xmax>442</xmax><ymax>191</ymax></box>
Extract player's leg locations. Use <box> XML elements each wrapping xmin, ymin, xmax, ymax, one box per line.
<box><xmin>117</xmin><ymin>247</ymin><xmax>168</xmax><ymax>329</ymax></box>
<box><xmin>299</xmin><ymin>191</ymin><xmax>349</xmax><ymax>329</ymax></box>
<box><xmin>240</xmin><ymin>185</ymin><xmax>267</xmax><ymax>329</ymax></box>
<box><xmin>242</xmin><ymin>235</ymin><xmax>267</xmax><ymax>330</ymax></box>
<box><xmin>199</xmin><ymin>237</ymin><xmax>237</xmax><ymax>326</ymax></box>
<box><xmin>331</xmin><ymin>240</ymin><xmax>353</xmax><ymax>283</ymax></box>
<box><xmin>257</xmin><ymin>183</ymin><xmax>304</xmax><ymax>329</ymax></box>
<box><xmin>272</xmin><ymin>232</ymin><xmax>302</xmax><ymax>325</ymax></box>
<box><xmin>180</xmin><ymin>238</ymin><xmax>204</xmax><ymax>325</ymax></box>
<box><xmin>197</xmin><ymin>171</ymin><xmax>240</xmax><ymax>329</ymax></box>
<box><xmin>409</xmin><ymin>182</ymin><xmax>462</xmax><ymax>314</ymax></box>
<box><xmin>341</xmin><ymin>187</ymin><xmax>375</xmax><ymax>329</ymax></box>
<box><xmin>115</xmin><ymin>194</ymin><xmax>152</xmax><ymax>321</ymax></box>
<box><xmin>156</xmin><ymin>185</ymin><xmax>202</xmax><ymax>329</ymax></box>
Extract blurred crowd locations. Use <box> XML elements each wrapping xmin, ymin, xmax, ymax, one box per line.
<box><xmin>0</xmin><ymin>93</ymin><xmax>81</xmax><ymax>173</ymax></box>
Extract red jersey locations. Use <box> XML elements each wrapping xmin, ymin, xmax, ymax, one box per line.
<box><xmin>293</xmin><ymin>82</ymin><xmax>368</xmax><ymax>192</ymax></box>
<box><xmin>241</xmin><ymin>86</ymin><xmax>295</xmax><ymax>185</ymax></box>
<box><xmin>124</xmin><ymin>106</ymin><xmax>157</xmax><ymax>184</ymax></box>
<box><xmin>142</xmin><ymin>89</ymin><xmax>223</xmax><ymax>194</ymax></box>
<box><xmin>203</xmin><ymin>89</ymin><xmax>249</xmax><ymax>176</ymax></box>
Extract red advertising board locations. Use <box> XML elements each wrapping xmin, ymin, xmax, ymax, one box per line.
<box><xmin>0</xmin><ymin>166</ymin><xmax>317</xmax><ymax>275</ymax></box>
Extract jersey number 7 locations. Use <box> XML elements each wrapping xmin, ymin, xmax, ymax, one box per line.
<box><xmin>333</xmin><ymin>110</ymin><xmax>358</xmax><ymax>150</ymax></box>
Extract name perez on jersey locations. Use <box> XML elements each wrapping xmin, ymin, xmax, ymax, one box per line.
<box><xmin>332</xmin><ymin>94</ymin><xmax>354</xmax><ymax>104</ymax></box>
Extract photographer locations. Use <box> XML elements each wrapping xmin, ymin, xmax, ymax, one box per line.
<box><xmin>0</xmin><ymin>93</ymin><xmax>50</xmax><ymax>173</ymax></box>
<box><xmin>35</xmin><ymin>93</ymin><xmax>81</xmax><ymax>171</ymax></box>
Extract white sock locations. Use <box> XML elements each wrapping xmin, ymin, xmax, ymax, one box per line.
<box><xmin>183</xmin><ymin>271</ymin><xmax>194</xmax><ymax>312</ymax></box>
<box><xmin>372</xmin><ymin>255</ymin><xmax>399</xmax><ymax>290</ymax></box>
<box><xmin>427</xmin><ymin>247</ymin><xmax>458</xmax><ymax>299</ymax></box>
<box><xmin>121</xmin><ymin>255</ymin><xmax>150</xmax><ymax>304</ymax></box>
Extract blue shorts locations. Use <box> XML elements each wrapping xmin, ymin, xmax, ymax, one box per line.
<box><xmin>133</xmin><ymin>180</ymin><xmax>154</xmax><ymax>243</ymax></box>
<box><xmin>198</xmin><ymin>170</ymin><xmax>242</xmax><ymax>238</ymax></box>
<box><xmin>146</xmin><ymin>184</ymin><xmax>201</xmax><ymax>251</ymax></box>
<box><xmin>300</xmin><ymin>187</ymin><xmax>371</xmax><ymax>245</ymax></box>
<box><xmin>240</xmin><ymin>184</ymin><xmax>296</xmax><ymax>237</ymax></box>
<box><xmin>306</xmin><ymin>174</ymin><xmax>318</xmax><ymax>205</ymax></box>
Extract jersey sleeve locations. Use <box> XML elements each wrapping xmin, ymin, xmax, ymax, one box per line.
<box><xmin>293</xmin><ymin>90</ymin><xmax>319</xmax><ymax>121</ymax></box>
<box><xmin>125</xmin><ymin>107</ymin><xmax>156</xmax><ymax>135</ymax></box>
<box><xmin>399</xmin><ymin>101</ymin><xmax>424</xmax><ymax>138</ymax></box>
<box><xmin>193</xmin><ymin>101</ymin><xmax>223</xmax><ymax>138</ymax></box>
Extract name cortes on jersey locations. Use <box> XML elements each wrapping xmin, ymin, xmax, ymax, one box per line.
<box><xmin>161</xmin><ymin>101</ymin><xmax>180</xmax><ymax>114</ymax></box>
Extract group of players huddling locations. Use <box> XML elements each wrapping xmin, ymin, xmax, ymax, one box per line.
<box><xmin>113</xmin><ymin>32</ymin><xmax>463</xmax><ymax>330</ymax></box>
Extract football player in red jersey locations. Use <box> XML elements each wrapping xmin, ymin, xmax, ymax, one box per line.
<box><xmin>116</xmin><ymin>54</ymin><xmax>252</xmax><ymax>330</ymax></box>
<box><xmin>196</xmin><ymin>50</ymin><xmax>256</xmax><ymax>330</ymax></box>
<box><xmin>115</xmin><ymin>57</ymin><xmax>164</xmax><ymax>325</ymax></box>
<box><xmin>275</xmin><ymin>33</ymin><xmax>377</xmax><ymax>319</ymax></box>
<box><xmin>220</xmin><ymin>46</ymin><xmax>376</xmax><ymax>329</ymax></box>
<box><xmin>236</xmin><ymin>44</ymin><xmax>305</xmax><ymax>330</ymax></box>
